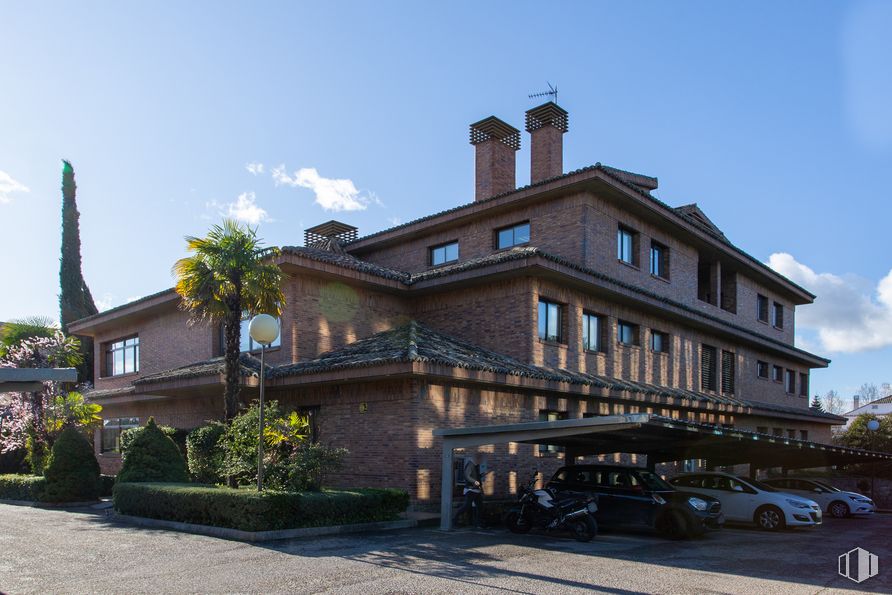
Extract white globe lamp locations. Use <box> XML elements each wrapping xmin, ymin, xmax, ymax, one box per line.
<box><xmin>248</xmin><ymin>313</ymin><xmax>279</xmax><ymax>491</ymax></box>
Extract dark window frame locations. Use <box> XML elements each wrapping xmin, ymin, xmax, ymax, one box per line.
<box><xmin>757</xmin><ymin>360</ymin><xmax>769</xmax><ymax>379</ymax></box>
<box><xmin>104</xmin><ymin>335</ymin><xmax>140</xmax><ymax>377</ymax></box>
<box><xmin>617</xmin><ymin>225</ymin><xmax>640</xmax><ymax>267</ymax></box>
<box><xmin>757</xmin><ymin>294</ymin><xmax>769</xmax><ymax>323</ymax></box>
<box><xmin>772</xmin><ymin>365</ymin><xmax>784</xmax><ymax>383</ymax></box>
<box><xmin>799</xmin><ymin>372</ymin><xmax>809</xmax><ymax>397</ymax></box>
<box><xmin>537</xmin><ymin>298</ymin><xmax>564</xmax><ymax>343</ymax></box>
<box><xmin>429</xmin><ymin>240</ymin><xmax>459</xmax><ymax>266</ymax></box>
<box><xmin>650</xmin><ymin>329</ymin><xmax>669</xmax><ymax>353</ymax></box>
<box><xmin>101</xmin><ymin>417</ymin><xmax>140</xmax><ymax>453</ymax></box>
<box><xmin>617</xmin><ymin>320</ymin><xmax>640</xmax><ymax>347</ymax></box>
<box><xmin>495</xmin><ymin>221</ymin><xmax>531</xmax><ymax>250</ymax></box>
<box><xmin>772</xmin><ymin>302</ymin><xmax>784</xmax><ymax>329</ymax></box>
<box><xmin>785</xmin><ymin>369</ymin><xmax>796</xmax><ymax>394</ymax></box>
<box><xmin>649</xmin><ymin>240</ymin><xmax>670</xmax><ymax>280</ymax></box>
<box><xmin>582</xmin><ymin>312</ymin><xmax>606</xmax><ymax>353</ymax></box>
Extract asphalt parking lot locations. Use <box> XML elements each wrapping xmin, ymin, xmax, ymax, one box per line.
<box><xmin>0</xmin><ymin>504</ymin><xmax>889</xmax><ymax>594</ymax></box>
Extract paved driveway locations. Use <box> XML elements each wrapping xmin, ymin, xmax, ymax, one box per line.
<box><xmin>0</xmin><ymin>504</ymin><xmax>889</xmax><ymax>594</ymax></box>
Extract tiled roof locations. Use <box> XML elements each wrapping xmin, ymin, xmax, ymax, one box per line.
<box><xmin>271</xmin><ymin>321</ymin><xmax>841</xmax><ymax>422</ymax></box>
<box><xmin>69</xmin><ymin>288</ymin><xmax>178</xmax><ymax>327</ymax></box>
<box><xmin>280</xmin><ymin>246</ymin><xmax>411</xmax><ymax>283</ymax></box>
<box><xmin>133</xmin><ymin>353</ymin><xmax>265</xmax><ymax>386</ymax></box>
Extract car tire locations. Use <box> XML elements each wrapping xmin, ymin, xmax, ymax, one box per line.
<box><xmin>829</xmin><ymin>501</ymin><xmax>850</xmax><ymax>519</ymax></box>
<box><xmin>569</xmin><ymin>515</ymin><xmax>597</xmax><ymax>542</ymax></box>
<box><xmin>754</xmin><ymin>505</ymin><xmax>786</xmax><ymax>531</ymax></box>
<box><xmin>656</xmin><ymin>510</ymin><xmax>690</xmax><ymax>540</ymax></box>
<box><xmin>505</xmin><ymin>512</ymin><xmax>532</xmax><ymax>534</ymax></box>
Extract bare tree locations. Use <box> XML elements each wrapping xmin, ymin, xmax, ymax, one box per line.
<box><xmin>858</xmin><ymin>383</ymin><xmax>879</xmax><ymax>404</ymax></box>
<box><xmin>823</xmin><ymin>390</ymin><xmax>847</xmax><ymax>415</ymax></box>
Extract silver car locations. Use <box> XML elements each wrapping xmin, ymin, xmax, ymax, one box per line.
<box><xmin>762</xmin><ymin>478</ymin><xmax>875</xmax><ymax>518</ymax></box>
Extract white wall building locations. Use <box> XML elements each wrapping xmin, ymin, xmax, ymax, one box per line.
<box><xmin>840</xmin><ymin>395</ymin><xmax>892</xmax><ymax>430</ymax></box>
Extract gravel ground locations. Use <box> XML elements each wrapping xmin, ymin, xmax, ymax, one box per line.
<box><xmin>0</xmin><ymin>504</ymin><xmax>889</xmax><ymax>594</ymax></box>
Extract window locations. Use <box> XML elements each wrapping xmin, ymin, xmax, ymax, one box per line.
<box><xmin>800</xmin><ymin>430</ymin><xmax>808</xmax><ymax>441</ymax></box>
<box><xmin>617</xmin><ymin>320</ymin><xmax>639</xmax><ymax>346</ymax></box>
<box><xmin>697</xmin><ymin>259</ymin><xmax>717</xmax><ymax>305</ymax></box>
<box><xmin>720</xmin><ymin>269</ymin><xmax>737</xmax><ymax>313</ymax></box>
<box><xmin>496</xmin><ymin>222</ymin><xmax>530</xmax><ymax>249</ymax></box>
<box><xmin>773</xmin><ymin>428</ymin><xmax>783</xmax><ymax>436</ymax></box>
<box><xmin>582</xmin><ymin>312</ymin><xmax>605</xmax><ymax>352</ymax></box>
<box><xmin>101</xmin><ymin>417</ymin><xmax>140</xmax><ymax>453</ymax></box>
<box><xmin>757</xmin><ymin>294</ymin><xmax>769</xmax><ymax>323</ymax></box>
<box><xmin>297</xmin><ymin>406</ymin><xmax>320</xmax><ymax>443</ymax></box>
<box><xmin>538</xmin><ymin>410</ymin><xmax>567</xmax><ymax>453</ymax></box>
<box><xmin>105</xmin><ymin>336</ymin><xmax>139</xmax><ymax>377</ymax></box>
<box><xmin>772</xmin><ymin>365</ymin><xmax>783</xmax><ymax>383</ymax></box>
<box><xmin>772</xmin><ymin>302</ymin><xmax>784</xmax><ymax>329</ymax></box>
<box><xmin>221</xmin><ymin>313</ymin><xmax>282</xmax><ymax>353</ymax></box>
<box><xmin>701</xmin><ymin>344</ymin><xmax>717</xmax><ymax>391</ymax></box>
<box><xmin>537</xmin><ymin>299</ymin><xmax>563</xmax><ymax>343</ymax></box>
<box><xmin>785</xmin><ymin>369</ymin><xmax>796</xmax><ymax>394</ymax></box>
<box><xmin>799</xmin><ymin>373</ymin><xmax>808</xmax><ymax>397</ymax></box>
<box><xmin>756</xmin><ymin>426</ymin><xmax>768</xmax><ymax>434</ymax></box>
<box><xmin>721</xmin><ymin>350</ymin><xmax>735</xmax><ymax>395</ymax></box>
<box><xmin>429</xmin><ymin>241</ymin><xmax>459</xmax><ymax>266</ymax></box>
<box><xmin>787</xmin><ymin>429</ymin><xmax>796</xmax><ymax>439</ymax></box>
<box><xmin>757</xmin><ymin>361</ymin><xmax>769</xmax><ymax>379</ymax></box>
<box><xmin>650</xmin><ymin>241</ymin><xmax>669</xmax><ymax>279</ymax></box>
<box><xmin>650</xmin><ymin>330</ymin><xmax>669</xmax><ymax>353</ymax></box>
<box><xmin>617</xmin><ymin>225</ymin><xmax>639</xmax><ymax>266</ymax></box>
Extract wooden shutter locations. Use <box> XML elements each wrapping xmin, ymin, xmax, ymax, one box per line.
<box><xmin>701</xmin><ymin>345</ymin><xmax>717</xmax><ymax>391</ymax></box>
<box><xmin>721</xmin><ymin>350</ymin><xmax>735</xmax><ymax>395</ymax></box>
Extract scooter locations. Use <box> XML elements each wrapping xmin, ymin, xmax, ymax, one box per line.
<box><xmin>504</xmin><ymin>471</ymin><xmax>598</xmax><ymax>542</ymax></box>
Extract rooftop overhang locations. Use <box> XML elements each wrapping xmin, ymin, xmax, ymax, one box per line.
<box><xmin>68</xmin><ymin>289</ymin><xmax>179</xmax><ymax>336</ymax></box>
<box><xmin>0</xmin><ymin>368</ymin><xmax>78</xmax><ymax>393</ymax></box>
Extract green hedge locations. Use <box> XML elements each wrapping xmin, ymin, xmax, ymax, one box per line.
<box><xmin>113</xmin><ymin>483</ymin><xmax>409</xmax><ymax>532</ymax></box>
<box><xmin>0</xmin><ymin>474</ymin><xmax>46</xmax><ymax>501</ymax></box>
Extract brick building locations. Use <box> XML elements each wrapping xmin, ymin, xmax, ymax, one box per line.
<box><xmin>69</xmin><ymin>102</ymin><xmax>842</xmax><ymax>506</ymax></box>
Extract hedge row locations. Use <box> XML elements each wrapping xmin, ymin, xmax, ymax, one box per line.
<box><xmin>0</xmin><ymin>474</ymin><xmax>46</xmax><ymax>501</ymax></box>
<box><xmin>113</xmin><ymin>483</ymin><xmax>409</xmax><ymax>532</ymax></box>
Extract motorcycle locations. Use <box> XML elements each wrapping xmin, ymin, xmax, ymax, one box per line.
<box><xmin>504</xmin><ymin>471</ymin><xmax>598</xmax><ymax>542</ymax></box>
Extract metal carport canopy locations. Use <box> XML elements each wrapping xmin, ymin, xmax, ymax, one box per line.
<box><xmin>434</xmin><ymin>413</ymin><xmax>892</xmax><ymax>531</ymax></box>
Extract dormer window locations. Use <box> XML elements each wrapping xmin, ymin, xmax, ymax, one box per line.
<box><xmin>496</xmin><ymin>222</ymin><xmax>530</xmax><ymax>249</ymax></box>
<box><xmin>430</xmin><ymin>241</ymin><xmax>459</xmax><ymax>266</ymax></box>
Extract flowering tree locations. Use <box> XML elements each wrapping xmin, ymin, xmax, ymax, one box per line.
<box><xmin>0</xmin><ymin>332</ymin><xmax>100</xmax><ymax>473</ymax></box>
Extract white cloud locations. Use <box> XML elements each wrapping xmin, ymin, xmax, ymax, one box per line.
<box><xmin>207</xmin><ymin>191</ymin><xmax>271</xmax><ymax>225</ymax></box>
<box><xmin>95</xmin><ymin>293</ymin><xmax>116</xmax><ymax>312</ymax></box>
<box><xmin>767</xmin><ymin>252</ymin><xmax>892</xmax><ymax>353</ymax></box>
<box><xmin>0</xmin><ymin>171</ymin><xmax>29</xmax><ymax>204</ymax></box>
<box><xmin>272</xmin><ymin>165</ymin><xmax>370</xmax><ymax>212</ymax></box>
<box><xmin>246</xmin><ymin>162</ymin><xmax>264</xmax><ymax>175</ymax></box>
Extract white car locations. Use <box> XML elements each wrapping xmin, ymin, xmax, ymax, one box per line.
<box><xmin>670</xmin><ymin>472</ymin><xmax>822</xmax><ymax>531</ymax></box>
<box><xmin>762</xmin><ymin>478</ymin><xmax>875</xmax><ymax>518</ymax></box>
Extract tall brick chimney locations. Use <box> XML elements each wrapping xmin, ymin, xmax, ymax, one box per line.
<box><xmin>525</xmin><ymin>102</ymin><xmax>568</xmax><ymax>183</ymax></box>
<box><xmin>470</xmin><ymin>116</ymin><xmax>520</xmax><ymax>201</ymax></box>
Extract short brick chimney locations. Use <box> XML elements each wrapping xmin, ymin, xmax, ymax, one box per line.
<box><xmin>470</xmin><ymin>116</ymin><xmax>520</xmax><ymax>201</ymax></box>
<box><xmin>525</xmin><ymin>102</ymin><xmax>568</xmax><ymax>183</ymax></box>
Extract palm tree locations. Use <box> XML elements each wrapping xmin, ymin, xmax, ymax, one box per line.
<box><xmin>173</xmin><ymin>220</ymin><xmax>285</xmax><ymax>420</ymax></box>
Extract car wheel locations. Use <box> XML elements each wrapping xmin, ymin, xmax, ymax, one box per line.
<box><xmin>656</xmin><ymin>510</ymin><xmax>690</xmax><ymax>540</ymax></box>
<box><xmin>569</xmin><ymin>515</ymin><xmax>597</xmax><ymax>542</ymax></box>
<box><xmin>754</xmin><ymin>505</ymin><xmax>786</xmax><ymax>531</ymax></box>
<box><xmin>505</xmin><ymin>512</ymin><xmax>532</xmax><ymax>534</ymax></box>
<box><xmin>829</xmin><ymin>501</ymin><xmax>850</xmax><ymax>519</ymax></box>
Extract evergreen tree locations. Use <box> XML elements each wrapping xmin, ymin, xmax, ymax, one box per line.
<box><xmin>810</xmin><ymin>395</ymin><xmax>824</xmax><ymax>412</ymax></box>
<box><xmin>58</xmin><ymin>160</ymin><xmax>98</xmax><ymax>383</ymax></box>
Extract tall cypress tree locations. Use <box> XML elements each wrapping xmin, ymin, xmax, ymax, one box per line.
<box><xmin>59</xmin><ymin>160</ymin><xmax>98</xmax><ymax>383</ymax></box>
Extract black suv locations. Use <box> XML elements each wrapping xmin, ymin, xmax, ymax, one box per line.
<box><xmin>547</xmin><ymin>464</ymin><xmax>724</xmax><ymax>538</ymax></box>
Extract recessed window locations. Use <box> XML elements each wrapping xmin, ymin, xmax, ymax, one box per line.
<box><xmin>582</xmin><ymin>312</ymin><xmax>605</xmax><ymax>352</ymax></box>
<box><xmin>617</xmin><ymin>320</ymin><xmax>639</xmax><ymax>346</ymax></box>
<box><xmin>773</xmin><ymin>428</ymin><xmax>783</xmax><ymax>437</ymax></box>
<box><xmin>650</xmin><ymin>330</ymin><xmax>669</xmax><ymax>353</ymax></box>
<box><xmin>772</xmin><ymin>365</ymin><xmax>783</xmax><ymax>383</ymax></box>
<box><xmin>756</xmin><ymin>426</ymin><xmax>768</xmax><ymax>434</ymax></box>
<box><xmin>538</xmin><ymin>410</ymin><xmax>567</xmax><ymax>453</ymax></box>
<box><xmin>430</xmin><ymin>241</ymin><xmax>459</xmax><ymax>266</ymax></box>
<box><xmin>787</xmin><ymin>429</ymin><xmax>796</xmax><ymax>439</ymax></box>
<box><xmin>537</xmin><ymin>299</ymin><xmax>563</xmax><ymax>343</ymax></box>
<box><xmin>496</xmin><ymin>222</ymin><xmax>530</xmax><ymax>249</ymax></box>
<box><xmin>721</xmin><ymin>350</ymin><xmax>735</xmax><ymax>395</ymax></box>
<box><xmin>785</xmin><ymin>369</ymin><xmax>796</xmax><ymax>394</ymax></box>
<box><xmin>772</xmin><ymin>302</ymin><xmax>784</xmax><ymax>329</ymax></box>
<box><xmin>757</xmin><ymin>295</ymin><xmax>769</xmax><ymax>323</ymax></box>
<box><xmin>650</xmin><ymin>241</ymin><xmax>669</xmax><ymax>279</ymax></box>
<box><xmin>799</xmin><ymin>373</ymin><xmax>808</xmax><ymax>397</ymax></box>
<box><xmin>800</xmin><ymin>430</ymin><xmax>808</xmax><ymax>441</ymax></box>
<box><xmin>222</xmin><ymin>314</ymin><xmax>282</xmax><ymax>353</ymax></box>
<box><xmin>757</xmin><ymin>361</ymin><xmax>769</xmax><ymax>379</ymax></box>
<box><xmin>101</xmin><ymin>417</ymin><xmax>140</xmax><ymax>453</ymax></box>
<box><xmin>617</xmin><ymin>225</ymin><xmax>639</xmax><ymax>266</ymax></box>
<box><xmin>701</xmin><ymin>344</ymin><xmax>717</xmax><ymax>391</ymax></box>
<box><xmin>720</xmin><ymin>269</ymin><xmax>737</xmax><ymax>314</ymax></box>
<box><xmin>105</xmin><ymin>336</ymin><xmax>139</xmax><ymax>376</ymax></box>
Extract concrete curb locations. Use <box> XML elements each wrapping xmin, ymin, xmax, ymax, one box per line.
<box><xmin>0</xmin><ymin>498</ymin><xmax>100</xmax><ymax>509</ymax></box>
<box><xmin>108</xmin><ymin>513</ymin><xmax>418</xmax><ymax>542</ymax></box>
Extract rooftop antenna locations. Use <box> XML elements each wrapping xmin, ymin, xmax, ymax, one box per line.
<box><xmin>528</xmin><ymin>82</ymin><xmax>558</xmax><ymax>104</ymax></box>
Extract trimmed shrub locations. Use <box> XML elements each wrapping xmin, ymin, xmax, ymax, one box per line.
<box><xmin>0</xmin><ymin>474</ymin><xmax>46</xmax><ymax>501</ymax></box>
<box><xmin>284</xmin><ymin>443</ymin><xmax>347</xmax><ymax>492</ymax></box>
<box><xmin>0</xmin><ymin>448</ymin><xmax>28</xmax><ymax>475</ymax></box>
<box><xmin>42</xmin><ymin>426</ymin><xmax>100</xmax><ymax>502</ymax></box>
<box><xmin>117</xmin><ymin>418</ymin><xmax>189</xmax><ymax>483</ymax></box>
<box><xmin>113</xmin><ymin>483</ymin><xmax>410</xmax><ymax>532</ymax></box>
<box><xmin>186</xmin><ymin>422</ymin><xmax>226</xmax><ymax>484</ymax></box>
<box><xmin>120</xmin><ymin>423</ymin><xmax>180</xmax><ymax>461</ymax></box>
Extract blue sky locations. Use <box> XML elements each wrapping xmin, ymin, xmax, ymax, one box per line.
<box><xmin>1</xmin><ymin>1</ymin><xmax>890</xmax><ymax>406</ymax></box>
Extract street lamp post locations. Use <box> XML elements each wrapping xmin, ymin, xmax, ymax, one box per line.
<box><xmin>249</xmin><ymin>314</ymin><xmax>280</xmax><ymax>492</ymax></box>
<box><xmin>867</xmin><ymin>418</ymin><xmax>880</xmax><ymax>502</ymax></box>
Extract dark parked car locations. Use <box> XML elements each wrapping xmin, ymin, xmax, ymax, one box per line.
<box><xmin>547</xmin><ymin>464</ymin><xmax>724</xmax><ymax>538</ymax></box>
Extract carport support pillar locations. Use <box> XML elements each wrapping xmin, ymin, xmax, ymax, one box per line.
<box><xmin>439</xmin><ymin>442</ymin><xmax>454</xmax><ymax>531</ymax></box>
<box><xmin>748</xmin><ymin>464</ymin><xmax>758</xmax><ymax>480</ymax></box>
<box><xmin>646</xmin><ymin>457</ymin><xmax>656</xmax><ymax>473</ymax></box>
<box><xmin>565</xmin><ymin>447</ymin><xmax>583</xmax><ymax>464</ymax></box>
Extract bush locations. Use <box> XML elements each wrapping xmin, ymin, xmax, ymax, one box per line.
<box><xmin>117</xmin><ymin>418</ymin><xmax>189</xmax><ymax>483</ymax></box>
<box><xmin>220</xmin><ymin>401</ymin><xmax>288</xmax><ymax>485</ymax></box>
<box><xmin>42</xmin><ymin>426</ymin><xmax>100</xmax><ymax>502</ymax></box>
<box><xmin>283</xmin><ymin>443</ymin><xmax>347</xmax><ymax>492</ymax></box>
<box><xmin>121</xmin><ymin>423</ymin><xmax>181</xmax><ymax>461</ymax></box>
<box><xmin>0</xmin><ymin>448</ymin><xmax>28</xmax><ymax>475</ymax></box>
<box><xmin>0</xmin><ymin>474</ymin><xmax>46</xmax><ymax>501</ymax></box>
<box><xmin>113</xmin><ymin>483</ymin><xmax>409</xmax><ymax>532</ymax></box>
<box><xmin>186</xmin><ymin>423</ymin><xmax>226</xmax><ymax>484</ymax></box>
